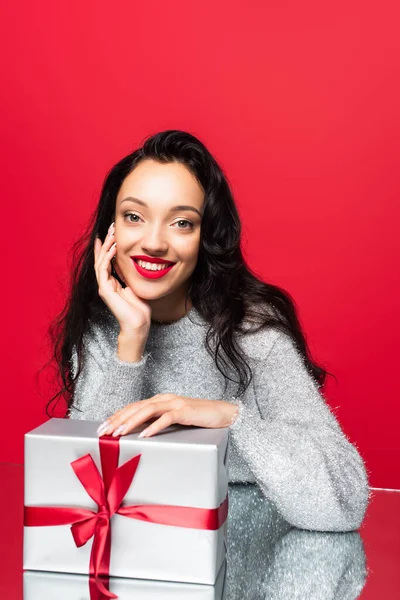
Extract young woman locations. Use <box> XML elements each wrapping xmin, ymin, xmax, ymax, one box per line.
<box><xmin>47</xmin><ymin>129</ymin><xmax>369</xmax><ymax>532</ymax></box>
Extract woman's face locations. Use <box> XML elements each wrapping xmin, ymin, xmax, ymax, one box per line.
<box><xmin>112</xmin><ymin>159</ymin><xmax>204</xmax><ymax>304</ymax></box>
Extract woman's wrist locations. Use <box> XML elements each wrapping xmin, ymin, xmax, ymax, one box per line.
<box><xmin>117</xmin><ymin>331</ymin><xmax>147</xmax><ymax>362</ymax></box>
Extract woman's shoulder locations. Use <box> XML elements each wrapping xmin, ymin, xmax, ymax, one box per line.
<box><xmin>235</xmin><ymin>302</ymin><xmax>290</xmax><ymax>361</ymax></box>
<box><xmin>236</xmin><ymin>322</ymin><xmax>285</xmax><ymax>362</ymax></box>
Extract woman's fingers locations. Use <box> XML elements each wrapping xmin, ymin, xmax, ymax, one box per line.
<box><xmin>119</xmin><ymin>407</ymin><xmax>183</xmax><ymax>438</ymax></box>
<box><xmin>94</xmin><ymin>230</ymin><xmax>128</xmax><ymax>303</ymax></box>
<box><xmin>109</xmin><ymin>395</ymin><xmax>175</xmax><ymax>422</ymax></box>
<box><xmin>94</xmin><ymin>236</ymin><xmax>101</xmax><ymax>262</ymax></box>
<box><xmin>139</xmin><ymin>411</ymin><xmax>179</xmax><ymax>438</ymax></box>
<box><xmin>111</xmin><ymin>402</ymin><xmax>173</xmax><ymax>435</ymax></box>
<box><xmin>98</xmin><ymin>398</ymin><xmax>180</xmax><ymax>436</ymax></box>
<box><xmin>98</xmin><ymin>243</ymin><xmax>116</xmax><ymax>293</ymax></box>
<box><xmin>95</xmin><ymin>230</ymin><xmax>116</xmax><ymax>291</ymax></box>
<box><xmin>97</xmin><ymin>400</ymin><xmax>149</xmax><ymax>433</ymax></box>
<box><xmin>97</xmin><ymin>395</ymin><xmax>190</xmax><ymax>437</ymax></box>
<box><xmin>94</xmin><ymin>227</ymin><xmax>113</xmax><ymax>266</ymax></box>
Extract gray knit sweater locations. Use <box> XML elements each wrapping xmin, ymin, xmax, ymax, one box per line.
<box><xmin>68</xmin><ymin>305</ymin><xmax>370</xmax><ymax>532</ymax></box>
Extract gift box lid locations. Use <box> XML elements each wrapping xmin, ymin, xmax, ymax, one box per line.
<box><xmin>26</xmin><ymin>418</ymin><xmax>230</xmax><ymax>449</ymax></box>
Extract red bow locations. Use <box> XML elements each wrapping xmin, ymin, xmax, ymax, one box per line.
<box><xmin>24</xmin><ymin>435</ymin><xmax>228</xmax><ymax>599</ymax></box>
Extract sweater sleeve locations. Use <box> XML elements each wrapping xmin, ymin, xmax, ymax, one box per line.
<box><xmin>229</xmin><ymin>331</ymin><xmax>370</xmax><ymax>532</ymax></box>
<box><xmin>67</xmin><ymin>320</ymin><xmax>150</xmax><ymax>421</ymax></box>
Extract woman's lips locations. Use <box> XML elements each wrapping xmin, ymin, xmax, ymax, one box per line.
<box><xmin>131</xmin><ymin>258</ymin><xmax>175</xmax><ymax>279</ymax></box>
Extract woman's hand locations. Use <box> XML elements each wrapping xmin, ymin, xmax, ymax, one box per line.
<box><xmin>94</xmin><ymin>222</ymin><xmax>152</xmax><ymax>335</ymax></box>
<box><xmin>96</xmin><ymin>394</ymin><xmax>240</xmax><ymax>438</ymax></box>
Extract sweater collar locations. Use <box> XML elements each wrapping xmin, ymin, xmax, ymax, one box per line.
<box><xmin>147</xmin><ymin>305</ymin><xmax>208</xmax><ymax>347</ymax></box>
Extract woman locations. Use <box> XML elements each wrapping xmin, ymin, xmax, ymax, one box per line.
<box><xmin>47</xmin><ymin>129</ymin><xmax>369</xmax><ymax>532</ymax></box>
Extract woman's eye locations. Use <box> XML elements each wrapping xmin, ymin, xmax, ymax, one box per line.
<box><xmin>174</xmin><ymin>219</ymin><xmax>193</xmax><ymax>229</ymax></box>
<box><xmin>123</xmin><ymin>213</ymin><xmax>141</xmax><ymax>223</ymax></box>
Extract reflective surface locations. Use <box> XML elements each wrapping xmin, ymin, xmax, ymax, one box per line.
<box><xmin>2</xmin><ymin>463</ymin><xmax>399</xmax><ymax>598</ymax></box>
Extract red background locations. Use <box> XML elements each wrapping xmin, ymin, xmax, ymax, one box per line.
<box><xmin>2</xmin><ymin>1</ymin><xmax>399</xmax><ymax>488</ymax></box>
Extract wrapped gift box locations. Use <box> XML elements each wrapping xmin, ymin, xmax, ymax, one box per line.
<box><xmin>24</xmin><ymin>418</ymin><xmax>229</xmax><ymax>588</ymax></box>
<box><xmin>23</xmin><ymin>559</ymin><xmax>227</xmax><ymax>600</ymax></box>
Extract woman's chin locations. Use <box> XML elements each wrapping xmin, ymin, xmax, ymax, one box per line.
<box><xmin>125</xmin><ymin>280</ymin><xmax>172</xmax><ymax>301</ymax></box>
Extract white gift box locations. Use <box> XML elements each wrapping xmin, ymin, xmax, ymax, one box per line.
<box><xmin>23</xmin><ymin>560</ymin><xmax>227</xmax><ymax>600</ymax></box>
<box><xmin>23</xmin><ymin>418</ymin><xmax>229</xmax><ymax>585</ymax></box>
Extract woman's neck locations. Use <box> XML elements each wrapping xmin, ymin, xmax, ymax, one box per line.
<box><xmin>149</xmin><ymin>296</ymin><xmax>193</xmax><ymax>325</ymax></box>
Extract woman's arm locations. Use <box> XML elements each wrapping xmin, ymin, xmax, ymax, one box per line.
<box><xmin>68</xmin><ymin>320</ymin><xmax>150</xmax><ymax>421</ymax></box>
<box><xmin>229</xmin><ymin>331</ymin><xmax>370</xmax><ymax>532</ymax></box>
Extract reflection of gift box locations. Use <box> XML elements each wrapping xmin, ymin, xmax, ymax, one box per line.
<box><xmin>23</xmin><ymin>559</ymin><xmax>227</xmax><ymax>600</ymax></box>
<box><xmin>24</xmin><ymin>418</ymin><xmax>229</xmax><ymax>594</ymax></box>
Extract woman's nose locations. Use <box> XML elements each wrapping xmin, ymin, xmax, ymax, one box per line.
<box><xmin>140</xmin><ymin>226</ymin><xmax>168</xmax><ymax>253</ymax></box>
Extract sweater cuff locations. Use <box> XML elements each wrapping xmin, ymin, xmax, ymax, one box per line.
<box><xmin>99</xmin><ymin>350</ymin><xmax>151</xmax><ymax>408</ymax></box>
<box><xmin>111</xmin><ymin>349</ymin><xmax>149</xmax><ymax>368</ymax></box>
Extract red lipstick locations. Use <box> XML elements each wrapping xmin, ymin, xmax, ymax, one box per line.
<box><xmin>131</xmin><ymin>255</ymin><xmax>175</xmax><ymax>265</ymax></box>
<box><xmin>130</xmin><ymin>256</ymin><xmax>176</xmax><ymax>279</ymax></box>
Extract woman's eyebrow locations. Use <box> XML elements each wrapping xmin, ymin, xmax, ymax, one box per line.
<box><xmin>120</xmin><ymin>196</ymin><xmax>202</xmax><ymax>217</ymax></box>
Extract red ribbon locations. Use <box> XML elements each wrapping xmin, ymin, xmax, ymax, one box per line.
<box><xmin>24</xmin><ymin>435</ymin><xmax>229</xmax><ymax>600</ymax></box>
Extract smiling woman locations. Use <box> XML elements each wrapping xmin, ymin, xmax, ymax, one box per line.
<box><xmin>43</xmin><ymin>129</ymin><xmax>370</xmax><ymax>532</ymax></box>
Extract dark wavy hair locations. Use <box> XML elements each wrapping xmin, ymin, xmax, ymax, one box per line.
<box><xmin>42</xmin><ymin>129</ymin><xmax>335</xmax><ymax>417</ymax></box>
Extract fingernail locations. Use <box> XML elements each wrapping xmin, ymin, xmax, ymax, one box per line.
<box><xmin>108</xmin><ymin>222</ymin><xmax>115</xmax><ymax>233</ymax></box>
<box><xmin>97</xmin><ymin>420</ymin><xmax>112</xmax><ymax>436</ymax></box>
<box><xmin>138</xmin><ymin>427</ymin><xmax>150</xmax><ymax>438</ymax></box>
<box><xmin>112</xmin><ymin>425</ymin><xmax>126</xmax><ymax>437</ymax></box>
